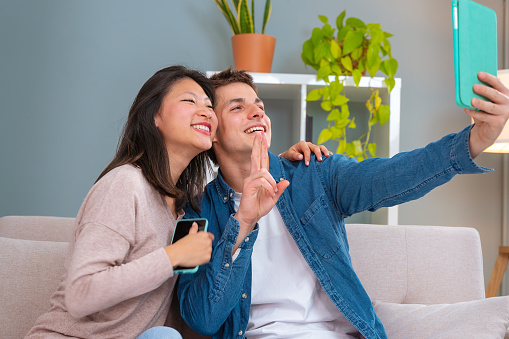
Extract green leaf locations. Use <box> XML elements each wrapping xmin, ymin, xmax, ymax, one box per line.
<box><xmin>314</xmin><ymin>42</ymin><xmax>329</xmax><ymax>64</ymax></box>
<box><xmin>345</xmin><ymin>17</ymin><xmax>366</xmax><ymax>28</ymax></box>
<box><xmin>321</xmin><ymin>100</ymin><xmax>332</xmax><ymax>111</ymax></box>
<box><xmin>341</xmin><ymin>56</ymin><xmax>353</xmax><ymax>72</ymax></box>
<box><xmin>365</xmin><ymin>99</ymin><xmax>373</xmax><ymax>112</ymax></box>
<box><xmin>261</xmin><ymin>0</ymin><xmax>271</xmax><ymax>34</ymax></box>
<box><xmin>322</xmin><ymin>24</ymin><xmax>335</xmax><ymax>39</ymax></box>
<box><xmin>366</xmin><ymin>43</ymin><xmax>380</xmax><ymax>68</ymax></box>
<box><xmin>352</xmin><ymin>69</ymin><xmax>362</xmax><ymax>87</ymax></box>
<box><xmin>337</xmin><ymin>26</ymin><xmax>351</xmax><ymax>44</ymax></box>
<box><xmin>385</xmin><ymin>77</ymin><xmax>395</xmax><ymax>93</ymax></box>
<box><xmin>301</xmin><ymin>40</ymin><xmax>315</xmax><ymax>65</ymax></box>
<box><xmin>366</xmin><ymin>59</ymin><xmax>381</xmax><ymax>78</ymax></box>
<box><xmin>342</xmin><ymin>31</ymin><xmax>364</xmax><ymax>56</ymax></box>
<box><xmin>352</xmin><ymin>140</ymin><xmax>363</xmax><ymax>155</ymax></box>
<box><xmin>317</xmin><ymin>128</ymin><xmax>332</xmax><ymax>144</ymax></box>
<box><xmin>331</xmin><ymin>64</ymin><xmax>342</xmax><ymax>75</ymax></box>
<box><xmin>306</xmin><ymin>88</ymin><xmax>323</xmax><ymax>101</ymax></box>
<box><xmin>348</xmin><ymin>116</ymin><xmax>356</xmax><ymax>128</ymax></box>
<box><xmin>336</xmin><ymin>139</ymin><xmax>346</xmax><ymax>154</ymax></box>
<box><xmin>368</xmin><ymin>143</ymin><xmax>377</xmax><ymax>157</ymax></box>
<box><xmin>336</xmin><ymin>11</ymin><xmax>346</xmax><ymax>31</ymax></box>
<box><xmin>317</xmin><ymin>64</ymin><xmax>332</xmax><ymax>81</ymax></box>
<box><xmin>326</xmin><ymin>108</ymin><xmax>341</xmax><ymax>120</ymax></box>
<box><xmin>329</xmin><ymin>126</ymin><xmax>344</xmax><ymax>138</ymax></box>
<box><xmin>238</xmin><ymin>0</ymin><xmax>254</xmax><ymax>33</ymax></box>
<box><xmin>318</xmin><ymin>15</ymin><xmax>328</xmax><ymax>24</ymax></box>
<box><xmin>330</xmin><ymin>39</ymin><xmax>341</xmax><ymax>59</ymax></box>
<box><xmin>379</xmin><ymin>104</ymin><xmax>390</xmax><ymax>126</ymax></box>
<box><xmin>332</xmin><ymin>94</ymin><xmax>349</xmax><ymax>106</ymax></box>
<box><xmin>351</xmin><ymin>47</ymin><xmax>364</xmax><ymax>60</ymax></box>
<box><xmin>311</xmin><ymin>27</ymin><xmax>324</xmax><ymax>45</ymax></box>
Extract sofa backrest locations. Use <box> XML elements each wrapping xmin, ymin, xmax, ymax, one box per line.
<box><xmin>346</xmin><ymin>223</ymin><xmax>485</xmax><ymax>304</ymax></box>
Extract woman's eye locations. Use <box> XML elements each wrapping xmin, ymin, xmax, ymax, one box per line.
<box><xmin>183</xmin><ymin>99</ymin><xmax>195</xmax><ymax>103</ymax></box>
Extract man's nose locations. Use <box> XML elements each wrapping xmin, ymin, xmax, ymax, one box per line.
<box><xmin>248</xmin><ymin>104</ymin><xmax>264</xmax><ymax>119</ymax></box>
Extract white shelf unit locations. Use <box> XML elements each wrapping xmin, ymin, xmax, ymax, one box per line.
<box><xmin>208</xmin><ymin>72</ymin><xmax>402</xmax><ymax>225</ymax></box>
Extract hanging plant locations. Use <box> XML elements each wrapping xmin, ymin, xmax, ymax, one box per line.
<box><xmin>302</xmin><ymin>11</ymin><xmax>398</xmax><ymax>161</ymax></box>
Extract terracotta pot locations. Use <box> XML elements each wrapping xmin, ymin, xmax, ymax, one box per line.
<box><xmin>231</xmin><ymin>33</ymin><xmax>276</xmax><ymax>73</ymax></box>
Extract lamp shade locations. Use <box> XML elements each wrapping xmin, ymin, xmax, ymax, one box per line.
<box><xmin>484</xmin><ymin>70</ymin><xmax>509</xmax><ymax>153</ymax></box>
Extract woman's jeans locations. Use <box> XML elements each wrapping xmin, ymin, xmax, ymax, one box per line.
<box><xmin>137</xmin><ymin>326</ymin><xmax>182</xmax><ymax>339</ymax></box>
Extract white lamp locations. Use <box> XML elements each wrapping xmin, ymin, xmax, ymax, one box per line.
<box><xmin>484</xmin><ymin>70</ymin><xmax>509</xmax><ymax>153</ymax></box>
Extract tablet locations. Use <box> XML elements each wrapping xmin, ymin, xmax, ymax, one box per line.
<box><xmin>452</xmin><ymin>0</ymin><xmax>497</xmax><ymax>109</ymax></box>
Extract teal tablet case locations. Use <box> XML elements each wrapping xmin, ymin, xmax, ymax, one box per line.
<box><xmin>452</xmin><ymin>0</ymin><xmax>497</xmax><ymax>109</ymax></box>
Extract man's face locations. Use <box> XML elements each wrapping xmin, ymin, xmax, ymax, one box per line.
<box><xmin>212</xmin><ymin>82</ymin><xmax>271</xmax><ymax>161</ymax></box>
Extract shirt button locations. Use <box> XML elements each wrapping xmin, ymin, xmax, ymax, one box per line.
<box><xmin>244</xmin><ymin>237</ymin><xmax>249</xmax><ymax>242</ymax></box>
<box><xmin>229</xmin><ymin>192</ymin><xmax>233</xmax><ymax>198</ymax></box>
<box><xmin>224</xmin><ymin>263</ymin><xmax>230</xmax><ymax>268</ymax></box>
<box><xmin>242</xmin><ymin>293</ymin><xmax>247</xmax><ymax>299</ymax></box>
<box><xmin>223</xmin><ymin>196</ymin><xmax>228</xmax><ymax>201</ymax></box>
<box><xmin>280</xmin><ymin>178</ymin><xmax>284</xmax><ymax>181</ymax></box>
<box><xmin>238</xmin><ymin>330</ymin><xmax>243</xmax><ymax>336</ymax></box>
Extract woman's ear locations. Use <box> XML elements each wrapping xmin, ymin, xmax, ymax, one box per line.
<box><xmin>154</xmin><ymin>113</ymin><xmax>161</xmax><ymax>129</ymax></box>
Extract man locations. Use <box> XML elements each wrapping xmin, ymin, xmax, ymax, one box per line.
<box><xmin>177</xmin><ymin>68</ymin><xmax>509</xmax><ymax>338</ymax></box>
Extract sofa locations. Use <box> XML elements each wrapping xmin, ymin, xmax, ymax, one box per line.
<box><xmin>1</xmin><ymin>215</ymin><xmax>509</xmax><ymax>339</ymax></box>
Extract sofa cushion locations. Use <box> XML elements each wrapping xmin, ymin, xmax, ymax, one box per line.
<box><xmin>0</xmin><ymin>236</ymin><xmax>68</xmax><ymax>338</ymax></box>
<box><xmin>373</xmin><ymin>297</ymin><xmax>509</xmax><ymax>339</ymax></box>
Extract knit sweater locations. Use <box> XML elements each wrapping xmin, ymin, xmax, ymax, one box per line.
<box><xmin>26</xmin><ymin>164</ymin><xmax>181</xmax><ymax>338</ymax></box>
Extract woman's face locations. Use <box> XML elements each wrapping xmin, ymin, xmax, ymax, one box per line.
<box><xmin>155</xmin><ymin>78</ymin><xmax>217</xmax><ymax>161</ymax></box>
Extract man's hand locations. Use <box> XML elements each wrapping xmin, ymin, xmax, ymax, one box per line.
<box><xmin>466</xmin><ymin>72</ymin><xmax>509</xmax><ymax>158</ymax></box>
<box><xmin>279</xmin><ymin>141</ymin><xmax>333</xmax><ymax>166</ymax></box>
<box><xmin>233</xmin><ymin>132</ymin><xmax>289</xmax><ymax>252</ymax></box>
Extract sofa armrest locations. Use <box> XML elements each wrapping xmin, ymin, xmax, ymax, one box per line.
<box><xmin>0</xmin><ymin>215</ymin><xmax>74</xmax><ymax>242</ymax></box>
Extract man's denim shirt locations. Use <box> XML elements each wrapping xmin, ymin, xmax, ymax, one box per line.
<box><xmin>177</xmin><ymin>126</ymin><xmax>490</xmax><ymax>339</ymax></box>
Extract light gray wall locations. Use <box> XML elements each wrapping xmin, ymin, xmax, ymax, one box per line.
<box><xmin>0</xmin><ymin>0</ymin><xmax>506</xmax><ymax>288</ymax></box>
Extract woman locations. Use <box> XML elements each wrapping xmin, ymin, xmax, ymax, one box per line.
<box><xmin>26</xmin><ymin>66</ymin><xmax>217</xmax><ymax>339</ymax></box>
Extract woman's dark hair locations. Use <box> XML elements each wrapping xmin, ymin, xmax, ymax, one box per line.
<box><xmin>97</xmin><ymin>65</ymin><xmax>215</xmax><ymax>212</ymax></box>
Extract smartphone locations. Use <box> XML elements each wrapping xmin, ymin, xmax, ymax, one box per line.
<box><xmin>170</xmin><ymin>218</ymin><xmax>208</xmax><ymax>274</ymax></box>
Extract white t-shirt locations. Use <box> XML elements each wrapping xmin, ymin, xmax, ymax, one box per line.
<box><xmin>234</xmin><ymin>193</ymin><xmax>360</xmax><ymax>339</ymax></box>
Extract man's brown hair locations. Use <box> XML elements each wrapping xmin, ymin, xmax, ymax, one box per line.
<box><xmin>207</xmin><ymin>68</ymin><xmax>259</xmax><ymax>164</ymax></box>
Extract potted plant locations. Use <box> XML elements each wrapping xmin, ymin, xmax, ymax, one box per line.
<box><xmin>301</xmin><ymin>11</ymin><xmax>398</xmax><ymax>161</ymax></box>
<box><xmin>213</xmin><ymin>0</ymin><xmax>275</xmax><ymax>73</ymax></box>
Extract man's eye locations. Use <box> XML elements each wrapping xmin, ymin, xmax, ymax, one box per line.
<box><xmin>232</xmin><ymin>106</ymin><xmax>241</xmax><ymax>111</ymax></box>
<box><xmin>258</xmin><ymin>106</ymin><xmax>265</xmax><ymax>111</ymax></box>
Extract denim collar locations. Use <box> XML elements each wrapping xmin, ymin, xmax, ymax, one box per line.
<box><xmin>213</xmin><ymin>151</ymin><xmax>287</xmax><ymax>204</ymax></box>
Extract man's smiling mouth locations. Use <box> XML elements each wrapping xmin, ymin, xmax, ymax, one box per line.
<box><xmin>244</xmin><ymin>126</ymin><xmax>266</xmax><ymax>134</ymax></box>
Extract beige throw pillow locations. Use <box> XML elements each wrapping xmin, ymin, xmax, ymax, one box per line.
<box><xmin>373</xmin><ymin>297</ymin><xmax>509</xmax><ymax>339</ymax></box>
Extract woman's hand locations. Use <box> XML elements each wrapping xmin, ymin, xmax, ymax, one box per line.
<box><xmin>279</xmin><ymin>141</ymin><xmax>333</xmax><ymax>166</ymax></box>
<box><xmin>165</xmin><ymin>222</ymin><xmax>214</xmax><ymax>269</ymax></box>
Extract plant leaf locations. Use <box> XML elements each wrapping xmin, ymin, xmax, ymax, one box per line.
<box><xmin>317</xmin><ymin>128</ymin><xmax>332</xmax><ymax>144</ymax></box>
<box><xmin>326</xmin><ymin>108</ymin><xmax>341</xmax><ymax>120</ymax></box>
<box><xmin>342</xmin><ymin>31</ymin><xmax>364</xmax><ymax>56</ymax></box>
<box><xmin>345</xmin><ymin>17</ymin><xmax>366</xmax><ymax>28</ymax></box>
<box><xmin>262</xmin><ymin>0</ymin><xmax>272</xmax><ymax>34</ymax></box>
<box><xmin>301</xmin><ymin>39</ymin><xmax>315</xmax><ymax>65</ymax></box>
<box><xmin>238</xmin><ymin>0</ymin><xmax>254</xmax><ymax>33</ymax></box>
<box><xmin>352</xmin><ymin>69</ymin><xmax>362</xmax><ymax>87</ymax></box>
<box><xmin>336</xmin><ymin>11</ymin><xmax>346</xmax><ymax>31</ymax></box>
<box><xmin>214</xmin><ymin>0</ymin><xmax>240</xmax><ymax>34</ymax></box>
<box><xmin>332</xmin><ymin>94</ymin><xmax>349</xmax><ymax>106</ymax></box>
<box><xmin>306</xmin><ymin>88</ymin><xmax>323</xmax><ymax>101</ymax></box>
<box><xmin>321</xmin><ymin>100</ymin><xmax>332</xmax><ymax>111</ymax></box>
<box><xmin>336</xmin><ymin>139</ymin><xmax>346</xmax><ymax>154</ymax></box>
<box><xmin>385</xmin><ymin>77</ymin><xmax>395</xmax><ymax>93</ymax></box>
<box><xmin>330</xmin><ymin>39</ymin><xmax>341</xmax><ymax>59</ymax></box>
<box><xmin>319</xmin><ymin>15</ymin><xmax>328</xmax><ymax>24</ymax></box>
<box><xmin>368</xmin><ymin>143</ymin><xmax>377</xmax><ymax>157</ymax></box>
<box><xmin>379</xmin><ymin>104</ymin><xmax>390</xmax><ymax>126</ymax></box>
<box><xmin>341</xmin><ymin>56</ymin><xmax>353</xmax><ymax>72</ymax></box>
